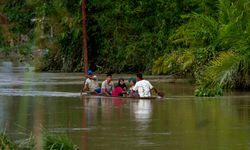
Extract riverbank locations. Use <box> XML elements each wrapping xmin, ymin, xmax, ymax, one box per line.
<box><xmin>0</xmin><ymin>60</ymin><xmax>193</xmax><ymax>84</ymax></box>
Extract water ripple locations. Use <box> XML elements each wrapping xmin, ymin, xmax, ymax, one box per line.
<box><xmin>0</xmin><ymin>88</ymin><xmax>80</xmax><ymax>97</ymax></box>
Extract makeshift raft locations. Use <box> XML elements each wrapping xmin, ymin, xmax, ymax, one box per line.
<box><xmin>80</xmin><ymin>91</ymin><xmax>162</xmax><ymax>100</ymax></box>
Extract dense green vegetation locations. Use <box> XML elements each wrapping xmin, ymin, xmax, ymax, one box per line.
<box><xmin>153</xmin><ymin>0</ymin><xmax>250</xmax><ymax>96</ymax></box>
<box><xmin>0</xmin><ymin>0</ymin><xmax>249</xmax><ymax>96</ymax></box>
<box><xmin>0</xmin><ymin>0</ymin><xmax>34</xmax><ymax>61</ymax></box>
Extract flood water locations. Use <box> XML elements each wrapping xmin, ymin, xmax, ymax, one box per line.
<box><xmin>1</xmin><ymin>61</ymin><xmax>250</xmax><ymax>150</ymax></box>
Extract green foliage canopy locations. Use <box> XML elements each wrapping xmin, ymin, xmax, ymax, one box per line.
<box><xmin>153</xmin><ymin>0</ymin><xmax>250</xmax><ymax>96</ymax></box>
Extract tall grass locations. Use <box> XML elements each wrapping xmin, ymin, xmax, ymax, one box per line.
<box><xmin>0</xmin><ymin>132</ymin><xmax>78</xmax><ymax>150</ymax></box>
<box><xmin>0</xmin><ymin>132</ymin><xmax>16</xmax><ymax>150</ymax></box>
<box><xmin>43</xmin><ymin>134</ymin><xmax>78</xmax><ymax>150</ymax></box>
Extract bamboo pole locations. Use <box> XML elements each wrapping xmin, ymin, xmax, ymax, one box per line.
<box><xmin>82</xmin><ymin>0</ymin><xmax>88</xmax><ymax>75</ymax></box>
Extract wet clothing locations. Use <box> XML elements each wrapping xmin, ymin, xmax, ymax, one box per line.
<box><xmin>101</xmin><ymin>80</ymin><xmax>114</xmax><ymax>95</ymax></box>
<box><xmin>84</xmin><ymin>78</ymin><xmax>99</xmax><ymax>92</ymax></box>
<box><xmin>132</xmin><ymin>80</ymin><xmax>153</xmax><ymax>97</ymax></box>
<box><xmin>95</xmin><ymin>87</ymin><xmax>101</xmax><ymax>93</ymax></box>
<box><xmin>128</xmin><ymin>86</ymin><xmax>139</xmax><ymax>97</ymax></box>
<box><xmin>117</xmin><ymin>78</ymin><xmax>127</xmax><ymax>91</ymax></box>
<box><xmin>120</xmin><ymin>84</ymin><xmax>127</xmax><ymax>91</ymax></box>
<box><xmin>111</xmin><ymin>86</ymin><xmax>124</xmax><ymax>96</ymax></box>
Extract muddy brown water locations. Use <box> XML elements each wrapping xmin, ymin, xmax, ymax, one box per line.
<box><xmin>1</xmin><ymin>61</ymin><xmax>250</xmax><ymax>150</ymax></box>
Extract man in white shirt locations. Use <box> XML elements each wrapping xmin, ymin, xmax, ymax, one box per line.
<box><xmin>83</xmin><ymin>70</ymin><xmax>101</xmax><ymax>93</ymax></box>
<box><xmin>132</xmin><ymin>73</ymin><xmax>154</xmax><ymax>97</ymax></box>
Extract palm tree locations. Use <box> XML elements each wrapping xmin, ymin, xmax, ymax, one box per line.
<box><xmin>195</xmin><ymin>0</ymin><xmax>250</xmax><ymax>96</ymax></box>
<box><xmin>153</xmin><ymin>0</ymin><xmax>250</xmax><ymax>96</ymax></box>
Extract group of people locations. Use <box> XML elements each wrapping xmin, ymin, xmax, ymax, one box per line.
<box><xmin>82</xmin><ymin>70</ymin><xmax>156</xmax><ymax>98</ymax></box>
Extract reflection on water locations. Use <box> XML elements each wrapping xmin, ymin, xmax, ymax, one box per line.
<box><xmin>134</xmin><ymin>100</ymin><xmax>152</xmax><ymax>120</ymax></box>
<box><xmin>1</xmin><ymin>61</ymin><xmax>250</xmax><ymax>150</ymax></box>
<box><xmin>0</xmin><ymin>88</ymin><xmax>80</xmax><ymax>97</ymax></box>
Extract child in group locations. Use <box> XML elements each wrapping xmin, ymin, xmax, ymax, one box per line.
<box><xmin>127</xmin><ymin>77</ymin><xmax>139</xmax><ymax>97</ymax></box>
<box><xmin>111</xmin><ymin>78</ymin><xmax>127</xmax><ymax>97</ymax></box>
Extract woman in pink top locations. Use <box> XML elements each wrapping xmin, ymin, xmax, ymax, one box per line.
<box><xmin>112</xmin><ymin>78</ymin><xmax>127</xmax><ymax>96</ymax></box>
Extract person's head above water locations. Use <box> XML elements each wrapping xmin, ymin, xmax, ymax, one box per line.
<box><xmin>117</xmin><ymin>78</ymin><xmax>125</xmax><ymax>86</ymax></box>
<box><xmin>87</xmin><ymin>70</ymin><xmax>93</xmax><ymax>75</ymax></box>
<box><xmin>128</xmin><ymin>77</ymin><xmax>136</xmax><ymax>85</ymax></box>
<box><xmin>136</xmin><ymin>73</ymin><xmax>143</xmax><ymax>80</ymax></box>
<box><xmin>106</xmin><ymin>72</ymin><xmax>112</xmax><ymax>83</ymax></box>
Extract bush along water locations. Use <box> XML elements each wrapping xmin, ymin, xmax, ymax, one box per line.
<box><xmin>43</xmin><ymin>134</ymin><xmax>78</xmax><ymax>150</ymax></box>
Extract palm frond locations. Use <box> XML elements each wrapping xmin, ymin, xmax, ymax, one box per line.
<box><xmin>152</xmin><ymin>51</ymin><xmax>179</xmax><ymax>74</ymax></box>
<box><xmin>152</xmin><ymin>48</ymin><xmax>197</xmax><ymax>75</ymax></box>
<box><xmin>170</xmin><ymin>12</ymin><xmax>219</xmax><ymax>48</ymax></box>
<box><xmin>207</xmin><ymin>51</ymin><xmax>238</xmax><ymax>86</ymax></box>
<box><xmin>178</xmin><ymin>50</ymin><xmax>195</xmax><ymax>71</ymax></box>
<box><xmin>197</xmin><ymin>47</ymin><xmax>250</xmax><ymax>96</ymax></box>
